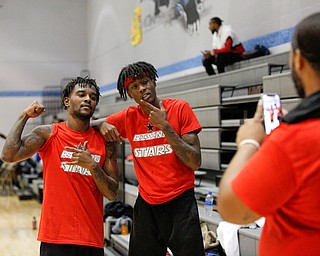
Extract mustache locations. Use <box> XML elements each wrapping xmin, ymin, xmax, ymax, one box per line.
<box><xmin>80</xmin><ymin>104</ymin><xmax>93</xmax><ymax>110</ymax></box>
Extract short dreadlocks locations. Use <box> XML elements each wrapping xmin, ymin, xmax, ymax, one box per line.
<box><xmin>117</xmin><ymin>61</ymin><xmax>158</xmax><ymax>98</ymax></box>
<box><xmin>62</xmin><ymin>76</ymin><xmax>101</xmax><ymax>110</ymax></box>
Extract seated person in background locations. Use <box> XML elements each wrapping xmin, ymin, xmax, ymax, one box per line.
<box><xmin>202</xmin><ymin>17</ymin><xmax>245</xmax><ymax>75</ymax></box>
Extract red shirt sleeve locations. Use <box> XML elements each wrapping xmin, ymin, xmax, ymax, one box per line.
<box><xmin>213</xmin><ymin>37</ymin><xmax>233</xmax><ymax>54</ymax></box>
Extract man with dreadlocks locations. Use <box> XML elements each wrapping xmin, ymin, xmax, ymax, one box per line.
<box><xmin>1</xmin><ymin>77</ymin><xmax>119</xmax><ymax>256</ymax></box>
<box><xmin>99</xmin><ymin>61</ymin><xmax>205</xmax><ymax>255</ymax></box>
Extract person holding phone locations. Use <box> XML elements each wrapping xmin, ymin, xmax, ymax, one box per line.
<box><xmin>202</xmin><ymin>17</ymin><xmax>245</xmax><ymax>76</ymax></box>
<box><xmin>217</xmin><ymin>12</ymin><xmax>320</xmax><ymax>256</ymax></box>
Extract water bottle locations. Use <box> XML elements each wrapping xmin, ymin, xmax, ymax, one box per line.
<box><xmin>32</xmin><ymin>216</ymin><xmax>37</xmax><ymax>230</ymax></box>
<box><xmin>204</xmin><ymin>191</ymin><xmax>214</xmax><ymax>216</ymax></box>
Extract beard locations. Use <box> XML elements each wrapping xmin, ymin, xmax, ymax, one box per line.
<box><xmin>291</xmin><ymin>62</ymin><xmax>305</xmax><ymax>98</ymax></box>
<box><xmin>73</xmin><ymin>109</ymin><xmax>93</xmax><ymax>121</ymax></box>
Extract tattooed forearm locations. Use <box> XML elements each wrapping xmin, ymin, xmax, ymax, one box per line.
<box><xmin>2</xmin><ymin>116</ymin><xmax>49</xmax><ymax>162</ymax></box>
<box><xmin>171</xmin><ymin>144</ymin><xmax>201</xmax><ymax>167</ymax></box>
<box><xmin>90</xmin><ymin>141</ymin><xmax>119</xmax><ymax>200</ymax></box>
<box><xmin>4</xmin><ymin>115</ymin><xmax>29</xmax><ymax>152</ymax></box>
<box><xmin>106</xmin><ymin>142</ymin><xmax>117</xmax><ymax>160</ymax></box>
<box><xmin>162</xmin><ymin>126</ymin><xmax>201</xmax><ymax>170</ymax></box>
<box><xmin>171</xmin><ymin>140</ymin><xmax>201</xmax><ymax>170</ymax></box>
<box><xmin>107</xmin><ymin>179</ymin><xmax>119</xmax><ymax>194</ymax></box>
<box><xmin>91</xmin><ymin>164</ymin><xmax>119</xmax><ymax>200</ymax></box>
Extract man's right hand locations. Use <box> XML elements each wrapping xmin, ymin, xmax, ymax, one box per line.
<box><xmin>22</xmin><ymin>101</ymin><xmax>46</xmax><ymax>118</ymax></box>
<box><xmin>203</xmin><ymin>50</ymin><xmax>212</xmax><ymax>59</ymax></box>
<box><xmin>100</xmin><ymin>122</ymin><xmax>123</xmax><ymax>144</ymax></box>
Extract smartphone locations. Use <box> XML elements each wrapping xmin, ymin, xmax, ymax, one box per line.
<box><xmin>261</xmin><ymin>93</ymin><xmax>282</xmax><ymax>134</ymax></box>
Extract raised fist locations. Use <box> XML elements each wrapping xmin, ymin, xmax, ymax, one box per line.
<box><xmin>23</xmin><ymin>101</ymin><xmax>46</xmax><ymax>118</ymax></box>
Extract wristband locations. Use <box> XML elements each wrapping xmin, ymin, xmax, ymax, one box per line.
<box><xmin>238</xmin><ymin>139</ymin><xmax>260</xmax><ymax>149</ymax></box>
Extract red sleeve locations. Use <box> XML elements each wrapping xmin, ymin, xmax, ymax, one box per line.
<box><xmin>232</xmin><ymin>139</ymin><xmax>296</xmax><ymax>216</ymax></box>
<box><xmin>179</xmin><ymin>101</ymin><xmax>202</xmax><ymax>135</ymax></box>
<box><xmin>213</xmin><ymin>37</ymin><xmax>233</xmax><ymax>54</ymax></box>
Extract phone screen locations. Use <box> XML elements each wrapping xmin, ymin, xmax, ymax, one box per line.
<box><xmin>262</xmin><ymin>94</ymin><xmax>282</xmax><ymax>135</ymax></box>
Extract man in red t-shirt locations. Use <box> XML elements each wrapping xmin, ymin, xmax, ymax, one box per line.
<box><xmin>1</xmin><ymin>77</ymin><xmax>119</xmax><ymax>256</ymax></box>
<box><xmin>217</xmin><ymin>12</ymin><xmax>320</xmax><ymax>256</ymax></box>
<box><xmin>99</xmin><ymin>61</ymin><xmax>205</xmax><ymax>256</ymax></box>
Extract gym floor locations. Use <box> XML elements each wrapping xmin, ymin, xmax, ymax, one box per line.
<box><xmin>0</xmin><ymin>195</ymin><xmax>41</xmax><ymax>256</ymax></box>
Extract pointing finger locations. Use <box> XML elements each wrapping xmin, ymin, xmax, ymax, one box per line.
<box><xmin>140</xmin><ymin>99</ymin><xmax>155</xmax><ymax>111</ymax></box>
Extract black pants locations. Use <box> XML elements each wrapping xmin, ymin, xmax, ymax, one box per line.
<box><xmin>128</xmin><ymin>188</ymin><xmax>205</xmax><ymax>256</ymax></box>
<box><xmin>40</xmin><ymin>242</ymin><xmax>104</xmax><ymax>256</ymax></box>
<box><xmin>202</xmin><ymin>52</ymin><xmax>244</xmax><ymax>75</ymax></box>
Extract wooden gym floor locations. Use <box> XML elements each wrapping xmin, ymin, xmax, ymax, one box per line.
<box><xmin>0</xmin><ymin>195</ymin><xmax>42</xmax><ymax>256</ymax></box>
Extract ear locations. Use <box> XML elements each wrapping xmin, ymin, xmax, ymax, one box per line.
<box><xmin>293</xmin><ymin>49</ymin><xmax>305</xmax><ymax>72</ymax></box>
<box><xmin>64</xmin><ymin>97</ymin><xmax>70</xmax><ymax>108</ymax></box>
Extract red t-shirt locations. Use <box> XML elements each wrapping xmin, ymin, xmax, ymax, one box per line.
<box><xmin>38</xmin><ymin>122</ymin><xmax>106</xmax><ymax>248</ymax></box>
<box><xmin>107</xmin><ymin>99</ymin><xmax>202</xmax><ymax>204</ymax></box>
<box><xmin>232</xmin><ymin>120</ymin><xmax>320</xmax><ymax>255</ymax></box>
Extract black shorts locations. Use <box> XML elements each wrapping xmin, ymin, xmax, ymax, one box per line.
<box><xmin>40</xmin><ymin>242</ymin><xmax>104</xmax><ymax>256</ymax></box>
<box><xmin>128</xmin><ymin>188</ymin><xmax>205</xmax><ymax>256</ymax></box>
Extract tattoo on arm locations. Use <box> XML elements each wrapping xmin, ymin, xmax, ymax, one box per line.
<box><xmin>19</xmin><ymin>127</ymin><xmax>48</xmax><ymax>155</ymax></box>
<box><xmin>176</xmin><ymin>133</ymin><xmax>201</xmax><ymax>168</ymax></box>
<box><xmin>92</xmin><ymin>164</ymin><xmax>118</xmax><ymax>194</ymax></box>
<box><xmin>3</xmin><ymin>123</ymin><xmax>50</xmax><ymax>162</ymax></box>
<box><xmin>106</xmin><ymin>142</ymin><xmax>116</xmax><ymax>160</ymax></box>
<box><xmin>179</xmin><ymin>133</ymin><xmax>201</xmax><ymax>164</ymax></box>
<box><xmin>91</xmin><ymin>141</ymin><xmax>119</xmax><ymax>199</ymax></box>
<box><xmin>164</xmin><ymin>128</ymin><xmax>201</xmax><ymax>170</ymax></box>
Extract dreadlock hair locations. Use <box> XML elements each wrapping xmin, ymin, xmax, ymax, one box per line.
<box><xmin>117</xmin><ymin>61</ymin><xmax>158</xmax><ymax>98</ymax></box>
<box><xmin>62</xmin><ymin>76</ymin><xmax>101</xmax><ymax>110</ymax></box>
<box><xmin>210</xmin><ymin>17</ymin><xmax>223</xmax><ymax>26</ymax></box>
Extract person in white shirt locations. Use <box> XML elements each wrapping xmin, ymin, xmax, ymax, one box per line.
<box><xmin>202</xmin><ymin>17</ymin><xmax>245</xmax><ymax>75</ymax></box>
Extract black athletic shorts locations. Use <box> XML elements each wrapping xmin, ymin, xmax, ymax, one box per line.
<box><xmin>40</xmin><ymin>242</ymin><xmax>104</xmax><ymax>256</ymax></box>
<box><xmin>128</xmin><ymin>188</ymin><xmax>205</xmax><ymax>256</ymax></box>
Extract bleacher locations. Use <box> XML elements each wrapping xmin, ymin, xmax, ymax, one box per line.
<box><xmin>102</xmin><ymin>51</ymin><xmax>301</xmax><ymax>256</ymax></box>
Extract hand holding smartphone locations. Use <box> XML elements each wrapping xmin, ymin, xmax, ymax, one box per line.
<box><xmin>261</xmin><ymin>93</ymin><xmax>282</xmax><ymax>134</ymax></box>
